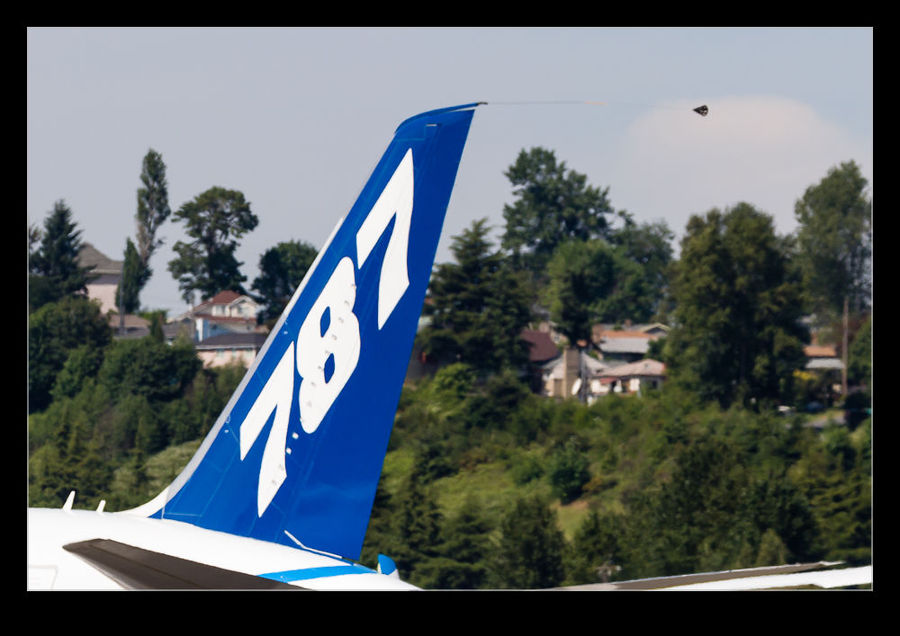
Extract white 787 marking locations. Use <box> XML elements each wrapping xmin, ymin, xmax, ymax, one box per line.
<box><xmin>239</xmin><ymin>149</ymin><xmax>415</xmax><ymax>516</ymax></box>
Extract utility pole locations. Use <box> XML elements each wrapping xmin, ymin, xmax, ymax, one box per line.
<box><xmin>842</xmin><ymin>296</ymin><xmax>849</xmax><ymax>398</ymax></box>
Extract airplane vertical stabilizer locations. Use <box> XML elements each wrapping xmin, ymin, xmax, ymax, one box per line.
<box><xmin>127</xmin><ymin>104</ymin><xmax>478</xmax><ymax>561</ymax></box>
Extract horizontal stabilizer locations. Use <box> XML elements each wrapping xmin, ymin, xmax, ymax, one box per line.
<box><xmin>63</xmin><ymin>539</ymin><xmax>303</xmax><ymax>590</ymax></box>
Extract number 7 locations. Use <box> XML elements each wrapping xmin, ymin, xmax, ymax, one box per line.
<box><xmin>355</xmin><ymin>148</ymin><xmax>414</xmax><ymax>329</ymax></box>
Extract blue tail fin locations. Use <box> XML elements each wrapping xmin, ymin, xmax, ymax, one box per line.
<box><xmin>130</xmin><ymin>104</ymin><xmax>478</xmax><ymax>560</ymax></box>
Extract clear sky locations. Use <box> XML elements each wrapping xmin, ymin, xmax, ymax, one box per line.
<box><xmin>27</xmin><ymin>27</ymin><xmax>874</xmax><ymax>315</ymax></box>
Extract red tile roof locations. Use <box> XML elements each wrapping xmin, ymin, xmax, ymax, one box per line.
<box><xmin>205</xmin><ymin>290</ymin><xmax>243</xmax><ymax>304</ymax></box>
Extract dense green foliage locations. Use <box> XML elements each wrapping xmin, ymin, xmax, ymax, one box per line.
<box><xmin>419</xmin><ymin>219</ymin><xmax>533</xmax><ymax>375</ymax></box>
<box><xmin>251</xmin><ymin>240</ymin><xmax>318</xmax><ymax>326</ymax></box>
<box><xmin>28</xmin><ymin>329</ymin><xmax>244</xmax><ymax>511</ymax></box>
<box><xmin>358</xmin><ymin>374</ymin><xmax>871</xmax><ymax>588</ymax></box>
<box><xmin>501</xmin><ymin>147</ymin><xmax>616</xmax><ymax>277</ymax></box>
<box><xmin>665</xmin><ymin>203</ymin><xmax>808</xmax><ymax>409</ymax></box>
<box><xmin>794</xmin><ymin>160</ymin><xmax>872</xmax><ymax>319</ymax></box>
<box><xmin>168</xmin><ymin>186</ymin><xmax>259</xmax><ymax>302</ymax></box>
<box><xmin>29</xmin><ymin>296</ymin><xmax>113</xmax><ymax>413</ymax></box>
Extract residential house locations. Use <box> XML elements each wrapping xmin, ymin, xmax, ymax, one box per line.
<box><xmin>804</xmin><ymin>344</ymin><xmax>844</xmax><ymax>399</ymax></box>
<box><xmin>540</xmin><ymin>347</ymin><xmax>610</xmax><ymax>401</ymax></box>
<box><xmin>804</xmin><ymin>344</ymin><xmax>844</xmax><ymax>372</ymax></box>
<box><xmin>165</xmin><ymin>290</ymin><xmax>269</xmax><ymax>367</ymax></box>
<box><xmin>194</xmin><ymin>332</ymin><xmax>270</xmax><ymax>368</ymax></box>
<box><xmin>595</xmin><ymin>359</ymin><xmax>666</xmax><ymax>397</ymax></box>
<box><xmin>592</xmin><ymin>323</ymin><xmax>669</xmax><ymax>363</ymax></box>
<box><xmin>77</xmin><ymin>243</ymin><xmax>122</xmax><ymax>315</ymax></box>
<box><xmin>169</xmin><ymin>290</ymin><xmax>265</xmax><ymax>343</ymax></box>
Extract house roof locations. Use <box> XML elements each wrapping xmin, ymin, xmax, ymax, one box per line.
<box><xmin>194</xmin><ymin>332</ymin><xmax>269</xmax><ymax>350</ymax></box>
<box><xmin>806</xmin><ymin>358</ymin><xmax>844</xmax><ymax>370</ymax></box>
<box><xmin>204</xmin><ymin>290</ymin><xmax>243</xmax><ymax>304</ymax></box>
<box><xmin>804</xmin><ymin>345</ymin><xmax>838</xmax><ymax>358</ymax></box>
<box><xmin>598</xmin><ymin>337</ymin><xmax>652</xmax><ymax>355</ymax></box>
<box><xmin>521</xmin><ymin>329</ymin><xmax>560</xmax><ymax>363</ymax></box>
<box><xmin>78</xmin><ymin>243</ymin><xmax>122</xmax><ymax>275</ymax></box>
<box><xmin>592</xmin><ymin>323</ymin><xmax>669</xmax><ymax>343</ymax></box>
<box><xmin>543</xmin><ymin>351</ymin><xmax>609</xmax><ymax>379</ymax></box>
<box><xmin>599</xmin><ymin>359</ymin><xmax>666</xmax><ymax>378</ymax></box>
<box><xmin>107</xmin><ymin>314</ymin><xmax>150</xmax><ymax>329</ymax></box>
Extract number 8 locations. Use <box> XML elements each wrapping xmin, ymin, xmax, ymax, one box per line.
<box><xmin>297</xmin><ymin>256</ymin><xmax>361</xmax><ymax>434</ymax></box>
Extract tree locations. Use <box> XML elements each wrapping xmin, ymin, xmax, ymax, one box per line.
<box><xmin>419</xmin><ymin>219</ymin><xmax>533</xmax><ymax>375</ymax></box>
<box><xmin>29</xmin><ymin>296</ymin><xmax>112</xmax><ymax>413</ymax></box>
<box><xmin>50</xmin><ymin>344</ymin><xmax>106</xmax><ymax>402</ymax></box>
<box><xmin>666</xmin><ymin>203</ymin><xmax>808</xmax><ymax>408</ymax></box>
<box><xmin>434</xmin><ymin>496</ymin><xmax>493</xmax><ymax>588</ymax></box>
<box><xmin>251</xmin><ymin>240</ymin><xmax>318</xmax><ymax>326</ymax></box>
<box><xmin>390</xmin><ymin>463</ymin><xmax>444</xmax><ymax>584</ymax></box>
<box><xmin>847</xmin><ymin>315</ymin><xmax>871</xmax><ymax>388</ymax></box>
<box><xmin>116</xmin><ymin>238</ymin><xmax>143</xmax><ymax>318</ymax></box>
<box><xmin>542</xmin><ymin>240</ymin><xmax>617</xmax><ymax>345</ymax></box>
<box><xmin>794</xmin><ymin>161</ymin><xmax>872</xmax><ymax>394</ymax></box>
<box><xmin>29</xmin><ymin>200</ymin><xmax>95</xmax><ymax>308</ymax></box>
<box><xmin>568</xmin><ymin>509</ymin><xmax>624</xmax><ymax>584</ymax></box>
<box><xmin>98</xmin><ymin>336</ymin><xmax>201</xmax><ymax>404</ymax></box>
<box><xmin>607</xmin><ymin>218</ymin><xmax>675</xmax><ymax>322</ymax></box>
<box><xmin>135</xmin><ymin>149</ymin><xmax>172</xmax><ymax>283</ymax></box>
<box><xmin>492</xmin><ymin>494</ymin><xmax>566</xmax><ymax>588</ymax></box>
<box><xmin>547</xmin><ymin>436</ymin><xmax>591</xmax><ymax>504</ymax></box>
<box><xmin>168</xmin><ymin>187</ymin><xmax>258</xmax><ymax>303</ymax></box>
<box><xmin>502</xmin><ymin>147</ymin><xmax>615</xmax><ymax>277</ymax></box>
<box><xmin>795</xmin><ymin>161</ymin><xmax>872</xmax><ymax>318</ymax></box>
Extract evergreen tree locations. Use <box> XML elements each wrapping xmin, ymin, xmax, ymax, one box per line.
<box><xmin>359</xmin><ymin>477</ymin><xmax>396</xmax><ymax>571</ymax></box>
<box><xmin>567</xmin><ymin>509</ymin><xmax>624</xmax><ymax>584</ymax></box>
<box><xmin>492</xmin><ymin>494</ymin><xmax>566</xmax><ymax>588</ymax></box>
<box><xmin>387</xmin><ymin>464</ymin><xmax>444</xmax><ymax>578</ymax></box>
<box><xmin>30</xmin><ymin>200</ymin><xmax>95</xmax><ymax>308</ymax></box>
<box><xmin>419</xmin><ymin>219</ymin><xmax>532</xmax><ymax>375</ymax></box>
<box><xmin>413</xmin><ymin>495</ymin><xmax>494</xmax><ymax>589</ymax></box>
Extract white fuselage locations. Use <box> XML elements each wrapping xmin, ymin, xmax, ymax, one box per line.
<box><xmin>27</xmin><ymin>508</ymin><xmax>416</xmax><ymax>591</ymax></box>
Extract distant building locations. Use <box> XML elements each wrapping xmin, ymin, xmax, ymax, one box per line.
<box><xmin>804</xmin><ymin>345</ymin><xmax>844</xmax><ymax>371</ymax></box>
<box><xmin>77</xmin><ymin>243</ymin><xmax>122</xmax><ymax>315</ymax></box>
<box><xmin>521</xmin><ymin>329</ymin><xmax>561</xmax><ymax>365</ymax></box>
<box><xmin>595</xmin><ymin>359</ymin><xmax>666</xmax><ymax>397</ymax></box>
<box><xmin>166</xmin><ymin>290</ymin><xmax>268</xmax><ymax>368</ymax></box>
<box><xmin>592</xmin><ymin>323</ymin><xmax>669</xmax><ymax>363</ymax></box>
<box><xmin>169</xmin><ymin>290</ymin><xmax>265</xmax><ymax>343</ymax></box>
<box><xmin>540</xmin><ymin>347</ymin><xmax>610</xmax><ymax>400</ymax></box>
<box><xmin>194</xmin><ymin>332</ymin><xmax>269</xmax><ymax>368</ymax></box>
